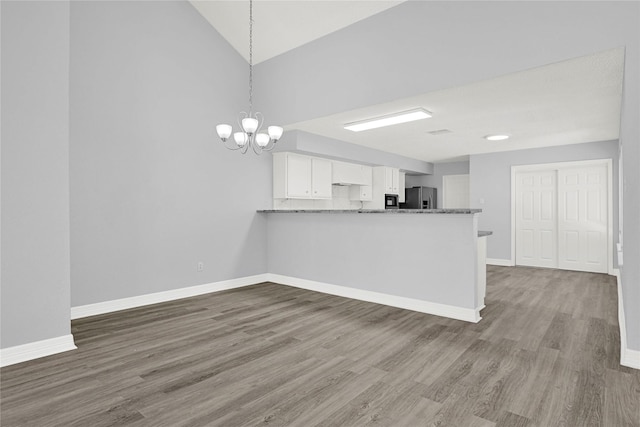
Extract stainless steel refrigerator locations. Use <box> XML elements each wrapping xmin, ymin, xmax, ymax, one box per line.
<box><xmin>400</xmin><ymin>186</ymin><xmax>437</xmax><ymax>209</ymax></box>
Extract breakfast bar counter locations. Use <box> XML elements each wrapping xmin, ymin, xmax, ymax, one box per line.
<box><xmin>258</xmin><ymin>209</ymin><xmax>489</xmax><ymax>322</ymax></box>
<box><xmin>257</xmin><ymin>209</ymin><xmax>482</xmax><ymax>214</ymax></box>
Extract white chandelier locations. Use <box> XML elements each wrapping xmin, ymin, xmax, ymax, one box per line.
<box><xmin>216</xmin><ymin>0</ymin><xmax>283</xmax><ymax>154</ymax></box>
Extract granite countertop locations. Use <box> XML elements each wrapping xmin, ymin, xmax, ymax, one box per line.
<box><xmin>257</xmin><ymin>209</ymin><xmax>482</xmax><ymax>214</ymax></box>
<box><xmin>478</xmin><ymin>230</ymin><xmax>493</xmax><ymax>237</ymax></box>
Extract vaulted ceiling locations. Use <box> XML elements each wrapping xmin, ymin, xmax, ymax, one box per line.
<box><xmin>191</xmin><ymin>2</ymin><xmax>623</xmax><ymax>163</ymax></box>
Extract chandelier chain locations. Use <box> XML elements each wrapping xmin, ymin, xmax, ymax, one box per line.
<box><xmin>248</xmin><ymin>0</ymin><xmax>253</xmax><ymax>115</ymax></box>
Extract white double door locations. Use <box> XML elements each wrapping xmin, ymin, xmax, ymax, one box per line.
<box><xmin>515</xmin><ymin>162</ymin><xmax>609</xmax><ymax>273</ymax></box>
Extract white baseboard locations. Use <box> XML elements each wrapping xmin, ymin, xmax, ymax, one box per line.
<box><xmin>486</xmin><ymin>258</ymin><xmax>514</xmax><ymax>267</ymax></box>
<box><xmin>71</xmin><ymin>272</ymin><xmax>480</xmax><ymax>323</ymax></box>
<box><xmin>613</xmin><ymin>269</ymin><xmax>640</xmax><ymax>370</ymax></box>
<box><xmin>0</xmin><ymin>334</ymin><xmax>77</xmax><ymax>368</ymax></box>
<box><xmin>266</xmin><ymin>273</ymin><xmax>481</xmax><ymax>323</ymax></box>
<box><xmin>5</xmin><ymin>273</ymin><xmax>481</xmax><ymax>367</ymax></box>
<box><xmin>71</xmin><ymin>274</ymin><xmax>270</xmax><ymax>319</ymax></box>
<box><xmin>623</xmin><ymin>348</ymin><xmax>640</xmax><ymax>370</ymax></box>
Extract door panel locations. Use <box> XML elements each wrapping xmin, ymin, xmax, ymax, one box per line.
<box><xmin>515</xmin><ymin>170</ymin><xmax>557</xmax><ymax>268</ymax></box>
<box><xmin>587</xmin><ymin>190</ymin><xmax>600</xmax><ymax>221</ymax></box>
<box><xmin>540</xmin><ymin>230</ymin><xmax>554</xmax><ymax>261</ymax></box>
<box><xmin>587</xmin><ymin>231</ymin><xmax>601</xmax><ymax>263</ymax></box>
<box><xmin>523</xmin><ymin>191</ymin><xmax>534</xmax><ymax>220</ymax></box>
<box><xmin>564</xmin><ymin>231</ymin><xmax>579</xmax><ymax>261</ymax></box>
<box><xmin>564</xmin><ymin>190</ymin><xmax>579</xmax><ymax>221</ymax></box>
<box><xmin>521</xmin><ymin>229</ymin><xmax>535</xmax><ymax>259</ymax></box>
<box><xmin>540</xmin><ymin>191</ymin><xmax>554</xmax><ymax>220</ymax></box>
<box><xmin>557</xmin><ymin>165</ymin><xmax>607</xmax><ymax>273</ymax></box>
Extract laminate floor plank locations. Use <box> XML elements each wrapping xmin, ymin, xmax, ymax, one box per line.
<box><xmin>495</xmin><ymin>411</ymin><xmax>532</xmax><ymax>427</ymax></box>
<box><xmin>2</xmin><ymin>267</ymin><xmax>638</xmax><ymax>427</ymax></box>
<box><xmin>604</xmin><ymin>368</ymin><xmax>640</xmax><ymax>426</ymax></box>
<box><xmin>205</xmin><ymin>356</ymin><xmax>358</xmax><ymax>427</ymax></box>
<box><xmin>502</xmin><ymin>346</ymin><xmax>559</xmax><ymax>420</ymax></box>
<box><xmin>280</xmin><ymin>366</ymin><xmax>389</xmax><ymax>427</ymax></box>
<box><xmin>469</xmin><ymin>344</ymin><xmax>525</xmax><ymax>422</ymax></box>
<box><xmin>131</xmin><ymin>346</ymin><xmax>320</xmax><ymax>419</ymax></box>
<box><xmin>315</xmin><ymin>379</ymin><xmax>428</xmax><ymax>427</ymax></box>
<box><xmin>377</xmin><ymin>330</ymin><xmax>460</xmax><ymax>387</ymax></box>
<box><xmin>408</xmin><ymin>330</ymin><xmax>483</xmax><ymax>386</ymax></box>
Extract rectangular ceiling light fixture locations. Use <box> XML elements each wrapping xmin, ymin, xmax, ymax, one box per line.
<box><xmin>344</xmin><ymin>108</ymin><xmax>432</xmax><ymax>132</ymax></box>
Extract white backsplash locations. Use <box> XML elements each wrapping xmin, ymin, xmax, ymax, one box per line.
<box><xmin>273</xmin><ymin>185</ymin><xmax>363</xmax><ymax>210</ymax></box>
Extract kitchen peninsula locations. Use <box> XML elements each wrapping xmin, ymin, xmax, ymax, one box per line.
<box><xmin>258</xmin><ymin>209</ymin><xmax>489</xmax><ymax>323</ymax></box>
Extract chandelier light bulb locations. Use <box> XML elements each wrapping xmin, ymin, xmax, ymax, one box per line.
<box><xmin>255</xmin><ymin>133</ymin><xmax>270</xmax><ymax>147</ymax></box>
<box><xmin>234</xmin><ymin>132</ymin><xmax>248</xmax><ymax>147</ymax></box>
<box><xmin>242</xmin><ymin>118</ymin><xmax>259</xmax><ymax>134</ymax></box>
<box><xmin>268</xmin><ymin>126</ymin><xmax>284</xmax><ymax>141</ymax></box>
<box><xmin>216</xmin><ymin>124</ymin><xmax>232</xmax><ymax>141</ymax></box>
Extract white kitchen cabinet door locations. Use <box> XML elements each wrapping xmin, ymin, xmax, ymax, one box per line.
<box><xmin>515</xmin><ymin>170</ymin><xmax>557</xmax><ymax>269</ymax></box>
<box><xmin>349</xmin><ymin>185</ymin><xmax>372</xmax><ymax>201</ymax></box>
<box><xmin>286</xmin><ymin>154</ymin><xmax>312</xmax><ymax>198</ymax></box>
<box><xmin>273</xmin><ymin>152</ymin><xmax>331</xmax><ymax>200</ymax></box>
<box><xmin>557</xmin><ymin>165</ymin><xmax>607</xmax><ymax>273</ymax></box>
<box><xmin>381</xmin><ymin>167</ymin><xmax>400</xmax><ymax>194</ymax></box>
<box><xmin>391</xmin><ymin>168</ymin><xmax>400</xmax><ymax>194</ymax></box>
<box><xmin>399</xmin><ymin>172</ymin><xmax>406</xmax><ymax>203</ymax></box>
<box><xmin>360</xmin><ymin>165</ymin><xmax>373</xmax><ymax>187</ymax></box>
<box><xmin>384</xmin><ymin>167</ymin><xmax>393</xmax><ymax>193</ymax></box>
<box><xmin>311</xmin><ymin>158</ymin><xmax>332</xmax><ymax>199</ymax></box>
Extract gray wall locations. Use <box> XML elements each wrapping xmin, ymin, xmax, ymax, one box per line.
<box><xmin>618</xmin><ymin>27</ymin><xmax>640</xmax><ymax>351</ymax></box>
<box><xmin>255</xmin><ymin>1</ymin><xmax>639</xmax><ymax>350</ymax></box>
<box><xmin>469</xmin><ymin>140</ymin><xmax>619</xmax><ymax>264</ymax></box>
<box><xmin>1</xmin><ymin>1</ymin><xmax>72</xmax><ymax>348</ymax></box>
<box><xmin>406</xmin><ymin>161</ymin><xmax>470</xmax><ymax>208</ymax></box>
<box><xmin>69</xmin><ymin>1</ymin><xmax>271</xmax><ymax>307</ymax></box>
<box><xmin>255</xmin><ymin>2</ymin><xmax>637</xmax><ymax>126</ymax></box>
<box><xmin>266</xmin><ymin>213</ymin><xmax>479</xmax><ymax>309</ymax></box>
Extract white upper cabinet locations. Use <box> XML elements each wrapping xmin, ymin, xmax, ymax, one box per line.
<box><xmin>380</xmin><ymin>166</ymin><xmax>400</xmax><ymax>194</ymax></box>
<box><xmin>399</xmin><ymin>172</ymin><xmax>406</xmax><ymax>203</ymax></box>
<box><xmin>286</xmin><ymin>154</ymin><xmax>312</xmax><ymax>198</ymax></box>
<box><xmin>332</xmin><ymin>161</ymin><xmax>372</xmax><ymax>186</ymax></box>
<box><xmin>311</xmin><ymin>158</ymin><xmax>332</xmax><ymax>199</ymax></box>
<box><xmin>273</xmin><ymin>152</ymin><xmax>332</xmax><ymax>200</ymax></box>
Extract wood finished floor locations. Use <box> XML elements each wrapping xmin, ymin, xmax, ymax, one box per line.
<box><xmin>1</xmin><ymin>266</ymin><xmax>639</xmax><ymax>426</ymax></box>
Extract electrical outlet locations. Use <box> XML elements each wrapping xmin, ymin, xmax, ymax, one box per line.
<box><xmin>197</xmin><ymin>262</ymin><xmax>204</xmax><ymax>272</ymax></box>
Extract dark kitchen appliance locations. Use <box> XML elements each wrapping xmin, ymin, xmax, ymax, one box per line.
<box><xmin>400</xmin><ymin>186</ymin><xmax>437</xmax><ymax>209</ymax></box>
<box><xmin>384</xmin><ymin>194</ymin><xmax>399</xmax><ymax>209</ymax></box>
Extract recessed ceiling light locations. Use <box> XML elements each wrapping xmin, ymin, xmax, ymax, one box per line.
<box><xmin>484</xmin><ymin>134</ymin><xmax>510</xmax><ymax>141</ymax></box>
<box><xmin>344</xmin><ymin>108</ymin><xmax>432</xmax><ymax>132</ymax></box>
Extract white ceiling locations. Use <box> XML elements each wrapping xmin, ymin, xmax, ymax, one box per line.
<box><xmin>190</xmin><ymin>2</ymin><xmax>624</xmax><ymax>164</ymax></box>
<box><xmin>189</xmin><ymin>0</ymin><xmax>404</xmax><ymax>64</ymax></box>
<box><xmin>289</xmin><ymin>47</ymin><xmax>624</xmax><ymax>163</ymax></box>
